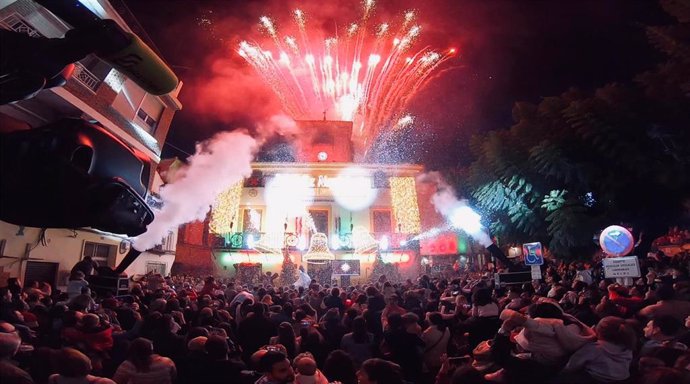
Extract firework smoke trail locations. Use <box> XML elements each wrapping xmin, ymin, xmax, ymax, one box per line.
<box><xmin>237</xmin><ymin>1</ymin><xmax>456</xmax><ymax>157</ymax></box>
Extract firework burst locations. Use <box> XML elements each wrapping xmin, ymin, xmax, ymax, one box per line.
<box><xmin>238</xmin><ymin>1</ymin><xmax>456</xmax><ymax>157</ymax></box>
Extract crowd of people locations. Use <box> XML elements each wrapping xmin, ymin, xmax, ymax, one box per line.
<box><xmin>1</xmin><ymin>251</ymin><xmax>690</xmax><ymax>384</ymax></box>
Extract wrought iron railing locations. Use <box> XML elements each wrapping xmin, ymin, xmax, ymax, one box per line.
<box><xmin>72</xmin><ymin>62</ymin><xmax>101</xmax><ymax>92</ymax></box>
<box><xmin>0</xmin><ymin>13</ymin><xmax>42</xmax><ymax>37</ymax></box>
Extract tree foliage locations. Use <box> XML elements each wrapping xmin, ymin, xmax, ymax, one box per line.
<box><xmin>458</xmin><ymin>1</ymin><xmax>690</xmax><ymax>259</ymax></box>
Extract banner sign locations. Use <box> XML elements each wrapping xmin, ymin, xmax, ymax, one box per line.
<box><xmin>602</xmin><ymin>256</ymin><xmax>640</xmax><ymax>278</ymax></box>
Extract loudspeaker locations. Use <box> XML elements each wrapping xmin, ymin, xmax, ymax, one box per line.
<box><xmin>0</xmin><ymin>118</ymin><xmax>154</xmax><ymax>236</ymax></box>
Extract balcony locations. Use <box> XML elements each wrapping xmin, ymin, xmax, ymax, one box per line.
<box><xmin>0</xmin><ymin>12</ymin><xmax>42</xmax><ymax>37</ymax></box>
<box><xmin>210</xmin><ymin>231</ymin><xmax>416</xmax><ymax>252</ymax></box>
<box><xmin>72</xmin><ymin>62</ymin><xmax>101</xmax><ymax>93</ymax></box>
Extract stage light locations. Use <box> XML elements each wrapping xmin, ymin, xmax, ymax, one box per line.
<box><xmin>400</xmin><ymin>253</ymin><xmax>410</xmax><ymax>263</ymax></box>
<box><xmin>450</xmin><ymin>205</ymin><xmax>482</xmax><ymax>235</ymax></box>
<box><xmin>317</xmin><ymin>151</ymin><xmax>328</xmax><ymax>161</ymax></box>
<box><xmin>330</xmin><ymin>167</ymin><xmax>377</xmax><ymax>211</ymax></box>
<box><xmin>380</xmin><ymin>235</ymin><xmax>389</xmax><ymax>251</ymax></box>
<box><xmin>265</xmin><ymin>174</ymin><xmax>315</xmax><ymax>217</ymax></box>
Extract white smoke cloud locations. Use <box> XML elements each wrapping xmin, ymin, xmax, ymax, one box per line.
<box><xmin>421</xmin><ymin>172</ymin><xmax>493</xmax><ymax>247</ymax></box>
<box><xmin>133</xmin><ymin>115</ymin><xmax>296</xmax><ymax>251</ymax></box>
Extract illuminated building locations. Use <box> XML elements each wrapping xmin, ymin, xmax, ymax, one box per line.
<box><xmin>175</xmin><ymin>120</ymin><xmax>433</xmax><ymax>284</ymax></box>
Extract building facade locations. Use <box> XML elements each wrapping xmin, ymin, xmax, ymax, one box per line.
<box><xmin>0</xmin><ymin>0</ymin><xmax>181</xmax><ymax>287</ymax></box>
<box><xmin>174</xmin><ymin>120</ymin><xmax>469</xmax><ymax>285</ymax></box>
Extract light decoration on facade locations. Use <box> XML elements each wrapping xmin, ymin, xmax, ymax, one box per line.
<box><xmin>352</xmin><ymin>226</ymin><xmax>378</xmax><ymax>253</ymax></box>
<box><xmin>246</xmin><ymin>234</ymin><xmax>256</xmax><ymax>248</ymax></box>
<box><xmin>389</xmin><ymin>177</ymin><xmax>421</xmax><ymax>234</ymax></box>
<box><xmin>379</xmin><ymin>235</ymin><xmax>389</xmax><ymax>251</ymax></box>
<box><xmin>303</xmin><ymin>233</ymin><xmax>335</xmax><ymax>260</ymax></box>
<box><xmin>209</xmin><ymin>181</ymin><xmax>243</xmax><ymax>234</ymax></box>
<box><xmin>381</xmin><ymin>252</ymin><xmax>411</xmax><ymax>264</ymax></box>
<box><xmin>221</xmin><ymin>252</ymin><xmax>283</xmax><ymax>265</ymax></box>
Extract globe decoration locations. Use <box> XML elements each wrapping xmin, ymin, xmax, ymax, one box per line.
<box><xmin>599</xmin><ymin>225</ymin><xmax>635</xmax><ymax>257</ymax></box>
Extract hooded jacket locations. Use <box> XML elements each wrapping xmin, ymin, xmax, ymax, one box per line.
<box><xmin>563</xmin><ymin>340</ymin><xmax>633</xmax><ymax>382</ymax></box>
<box><xmin>512</xmin><ymin>313</ymin><xmax>596</xmax><ymax>365</ymax></box>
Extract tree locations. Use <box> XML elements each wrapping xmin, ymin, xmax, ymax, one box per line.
<box><xmin>460</xmin><ymin>1</ymin><xmax>690</xmax><ymax>259</ymax></box>
<box><xmin>279</xmin><ymin>250</ymin><xmax>298</xmax><ymax>287</ymax></box>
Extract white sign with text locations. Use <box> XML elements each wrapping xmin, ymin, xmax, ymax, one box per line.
<box><xmin>603</xmin><ymin>256</ymin><xmax>641</xmax><ymax>278</ymax></box>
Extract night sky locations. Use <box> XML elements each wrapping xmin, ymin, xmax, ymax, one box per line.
<box><xmin>122</xmin><ymin>0</ymin><xmax>671</xmax><ymax>168</ymax></box>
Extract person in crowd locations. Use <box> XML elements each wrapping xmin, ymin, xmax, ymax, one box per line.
<box><xmin>381</xmin><ymin>295</ymin><xmax>405</xmax><ymax>331</ymax></box>
<box><xmin>322</xmin><ymin>288</ymin><xmax>345</xmax><ymax>313</ymax></box>
<box><xmin>195</xmin><ymin>335</ymin><xmax>246</xmax><ymax>384</ymax></box>
<box><xmin>66</xmin><ymin>272</ymin><xmax>89</xmax><ymax>301</ymax></box>
<box><xmin>238</xmin><ymin>302</ymin><xmax>277</xmax><ymax>361</ymax></box>
<box><xmin>256</xmin><ymin>350</ymin><xmax>295</xmax><ymax>384</ymax></box>
<box><xmin>293</xmin><ymin>352</ymin><xmax>329</xmax><ymax>384</ymax></box>
<box><xmin>639</xmin><ymin>284</ymin><xmax>690</xmax><ymax>322</ymax></box>
<box><xmin>422</xmin><ymin>312</ymin><xmax>451</xmax><ymax>374</ymax></box>
<box><xmin>113</xmin><ymin>338</ymin><xmax>177</xmax><ymax>384</ymax></box>
<box><xmin>381</xmin><ymin>313</ymin><xmax>424</xmax><ymax>382</ymax></box>
<box><xmin>71</xmin><ymin>257</ymin><xmax>98</xmax><ymax>277</ymax></box>
<box><xmin>561</xmin><ymin>316</ymin><xmax>637</xmax><ymax>382</ymax></box>
<box><xmin>641</xmin><ymin>315</ymin><xmax>687</xmax><ymax>356</ymax></box>
<box><xmin>356</xmin><ymin>358</ymin><xmax>404</xmax><ymax>384</ymax></box>
<box><xmin>49</xmin><ymin>347</ymin><xmax>115</xmax><ymax>384</ymax></box>
<box><xmin>0</xmin><ymin>327</ymin><xmax>33</xmax><ymax>384</ymax></box>
<box><xmin>499</xmin><ymin>300</ymin><xmax>596</xmax><ymax>366</ymax></box>
<box><xmin>1</xmin><ymin>246</ymin><xmax>690</xmax><ymax>384</ymax></box>
<box><xmin>269</xmin><ymin>322</ymin><xmax>299</xmax><ymax>360</ymax></box>
<box><xmin>340</xmin><ymin>316</ymin><xmax>374</xmax><ymax>368</ymax></box>
<box><xmin>364</xmin><ymin>287</ymin><xmax>386</xmax><ymax>337</ymax></box>
<box><xmin>322</xmin><ymin>349</ymin><xmax>357</xmax><ymax>384</ymax></box>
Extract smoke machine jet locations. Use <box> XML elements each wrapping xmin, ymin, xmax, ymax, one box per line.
<box><xmin>238</xmin><ymin>1</ymin><xmax>456</xmax><ymax>156</ymax></box>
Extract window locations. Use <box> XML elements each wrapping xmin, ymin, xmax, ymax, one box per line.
<box><xmin>242</xmin><ymin>208</ymin><xmax>262</xmax><ymax>232</ymax></box>
<box><xmin>372</xmin><ymin>210</ymin><xmax>393</xmax><ymax>234</ymax></box>
<box><xmin>82</xmin><ymin>241</ymin><xmax>115</xmax><ymax>267</ymax></box>
<box><xmin>309</xmin><ymin>209</ymin><xmax>329</xmax><ymax>234</ymax></box>
<box><xmin>146</xmin><ymin>262</ymin><xmax>166</xmax><ymax>276</ymax></box>
<box><xmin>136</xmin><ymin>108</ymin><xmax>158</xmax><ymax>131</ymax></box>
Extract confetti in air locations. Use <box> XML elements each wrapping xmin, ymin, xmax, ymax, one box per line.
<box><xmin>237</xmin><ymin>1</ymin><xmax>456</xmax><ymax>156</ymax></box>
